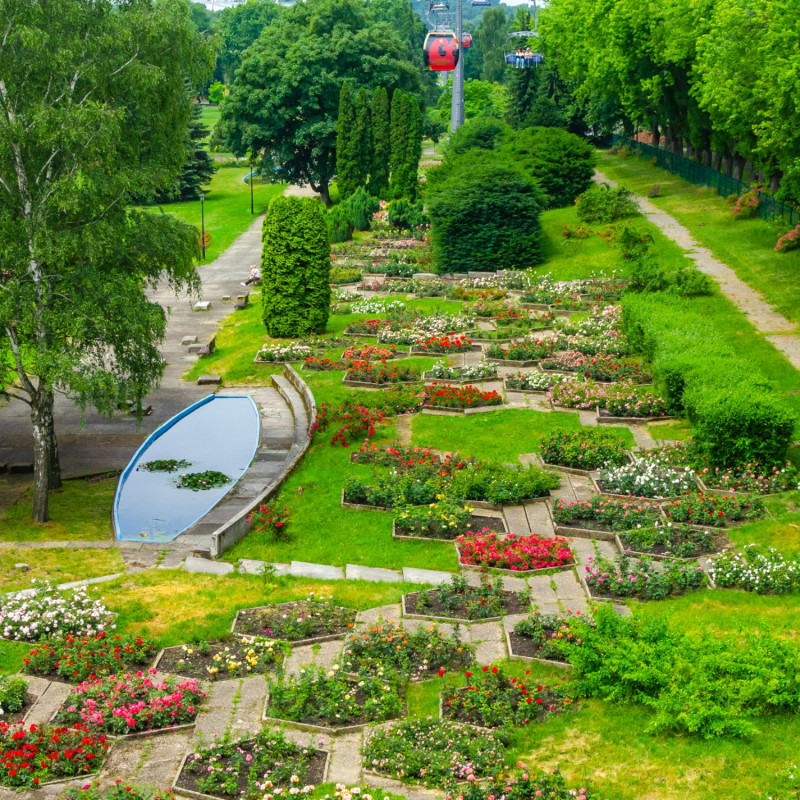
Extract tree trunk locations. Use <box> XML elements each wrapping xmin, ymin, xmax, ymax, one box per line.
<box><xmin>650</xmin><ymin>121</ymin><xmax>660</xmax><ymax>148</ymax></box>
<box><xmin>317</xmin><ymin>182</ymin><xmax>331</xmax><ymax>207</ymax></box>
<box><xmin>770</xmin><ymin>170</ymin><xmax>782</xmax><ymax>195</ymax></box>
<box><xmin>711</xmin><ymin>151</ymin><xmax>722</xmax><ymax>171</ymax></box>
<box><xmin>31</xmin><ymin>389</ymin><xmax>55</xmax><ymax>522</ymax></box>
<box><xmin>703</xmin><ymin>149</ymin><xmax>712</xmax><ymax>168</ymax></box>
<box><xmin>732</xmin><ymin>153</ymin><xmax>744</xmax><ymax>181</ymax></box>
<box><xmin>46</xmin><ymin>403</ymin><xmax>62</xmax><ymax>491</ymax></box>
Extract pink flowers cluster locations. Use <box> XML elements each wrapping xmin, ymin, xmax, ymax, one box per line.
<box><xmin>456</xmin><ymin>529</ymin><xmax>574</xmax><ymax>571</ymax></box>
<box><xmin>775</xmin><ymin>223</ymin><xmax>800</xmax><ymax>253</ymax></box>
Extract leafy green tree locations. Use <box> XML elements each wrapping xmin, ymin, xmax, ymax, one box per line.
<box><xmin>473</xmin><ymin>7</ymin><xmax>509</xmax><ymax>83</ymax></box>
<box><xmin>220</xmin><ymin>0</ymin><xmax>419</xmax><ymax>206</ymax></box>
<box><xmin>446</xmin><ymin>116</ymin><xmax>511</xmax><ymax>157</ymax></box>
<box><xmin>262</xmin><ymin>196</ymin><xmax>331</xmax><ymax>336</ymax></box>
<box><xmin>353</xmin><ymin>88</ymin><xmax>373</xmax><ymax>191</ymax></box>
<box><xmin>370</xmin><ymin>87</ymin><xmax>391</xmax><ymax>198</ymax></box>
<box><xmin>214</xmin><ymin>0</ymin><xmax>282</xmax><ymax>83</ymax></box>
<box><xmin>427</xmin><ymin>151</ymin><xmax>547</xmax><ymax>273</ymax></box>
<box><xmin>336</xmin><ymin>82</ymin><xmax>359</xmax><ymax>200</ymax></box>
<box><xmin>0</xmin><ymin>0</ymin><xmax>211</xmax><ymax>522</ymax></box>
<box><xmin>208</xmin><ymin>81</ymin><xmax>226</xmax><ymax>104</ymax></box>
<box><xmin>437</xmin><ymin>79</ymin><xmax>510</xmax><ymax>127</ymax></box>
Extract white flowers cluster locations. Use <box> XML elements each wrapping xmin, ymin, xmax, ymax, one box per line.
<box><xmin>507</xmin><ymin>371</ymin><xmax>565</xmax><ymax>391</ymax></box>
<box><xmin>600</xmin><ymin>457</ymin><xmax>697</xmax><ymax>498</ymax></box>
<box><xmin>377</xmin><ymin>314</ymin><xmax>474</xmax><ymax>344</ymax></box>
<box><xmin>429</xmin><ymin>361</ymin><xmax>498</xmax><ymax>380</ymax></box>
<box><xmin>332</xmin><ymin>290</ymin><xmax>361</xmax><ymax>304</ymax></box>
<box><xmin>708</xmin><ymin>545</ymin><xmax>800</xmax><ymax>594</ymax></box>
<box><xmin>349</xmin><ymin>298</ymin><xmax>405</xmax><ymax>314</ymax></box>
<box><xmin>0</xmin><ymin>580</ymin><xmax>112</xmax><ymax>642</ymax></box>
<box><xmin>257</xmin><ymin>343</ymin><xmax>314</xmax><ymax>362</ymax></box>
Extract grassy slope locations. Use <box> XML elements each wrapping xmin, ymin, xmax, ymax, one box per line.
<box><xmin>596</xmin><ymin>149</ymin><xmax>800</xmax><ymax>329</ymax></box>
<box><xmin>143</xmin><ymin>168</ymin><xmax>285</xmax><ymax>264</ymax></box>
<box><xmin>0</xmin><ymin>547</ymin><xmax>124</xmax><ymax>593</ymax></box>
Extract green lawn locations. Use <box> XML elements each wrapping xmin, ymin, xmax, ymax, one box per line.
<box><xmin>0</xmin><ymin>546</ymin><xmax>124</xmax><ymax>592</ymax></box>
<box><xmin>596</xmin><ymin>149</ymin><xmax>800</xmax><ymax>329</ymax></box>
<box><xmin>143</xmin><ymin>168</ymin><xmax>286</xmax><ymax>264</ymax></box>
<box><xmin>0</xmin><ymin>476</ymin><xmax>116</xmax><ymax>542</ymax></box>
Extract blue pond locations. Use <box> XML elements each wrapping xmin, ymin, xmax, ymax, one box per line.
<box><xmin>114</xmin><ymin>395</ymin><xmax>260</xmax><ymax>542</ymax></box>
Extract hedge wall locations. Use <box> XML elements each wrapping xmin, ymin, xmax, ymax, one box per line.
<box><xmin>622</xmin><ymin>292</ymin><xmax>795</xmax><ymax>467</ymax></box>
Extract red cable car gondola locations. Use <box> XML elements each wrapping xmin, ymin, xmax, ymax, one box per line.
<box><xmin>462</xmin><ymin>32</ymin><xmax>472</xmax><ymax>48</ymax></box>
<box><xmin>423</xmin><ymin>31</ymin><xmax>460</xmax><ymax>71</ymax></box>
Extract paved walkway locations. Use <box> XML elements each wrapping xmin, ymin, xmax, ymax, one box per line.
<box><xmin>595</xmin><ymin>171</ymin><xmax>800</xmax><ymax>371</ymax></box>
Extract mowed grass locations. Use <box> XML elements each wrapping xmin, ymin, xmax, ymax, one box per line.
<box><xmin>0</xmin><ymin>476</ymin><xmax>116</xmax><ymax>542</ymax></box>
<box><xmin>144</xmin><ymin>168</ymin><xmax>285</xmax><ymax>264</ymax></box>
<box><xmin>596</xmin><ymin>149</ymin><xmax>800</xmax><ymax>329</ymax></box>
<box><xmin>0</xmin><ymin>547</ymin><xmax>124</xmax><ymax>593</ymax></box>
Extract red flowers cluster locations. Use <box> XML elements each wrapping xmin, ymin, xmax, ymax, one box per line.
<box><xmin>0</xmin><ymin>722</ymin><xmax>109</xmax><ymax>788</ymax></box>
<box><xmin>424</xmin><ymin>384</ymin><xmax>502</xmax><ymax>409</ymax></box>
<box><xmin>456</xmin><ymin>530</ymin><xmax>574</xmax><ymax>572</ymax></box>
<box><xmin>346</xmin><ymin>360</ymin><xmax>419</xmax><ymax>385</ymax></box>
<box><xmin>247</xmin><ymin>502</ymin><xmax>291</xmax><ymax>540</ymax></box>
<box><xmin>351</xmin><ymin>442</ymin><xmax>473</xmax><ymax>476</ymax></box>
<box><xmin>343</xmin><ymin>318</ymin><xmax>386</xmax><ymax>336</ymax></box>
<box><xmin>414</xmin><ymin>335</ymin><xmax>472</xmax><ymax>353</ymax></box>
<box><xmin>303</xmin><ymin>356</ymin><xmax>347</xmax><ymax>371</ymax></box>
<box><xmin>23</xmin><ymin>633</ymin><xmax>153</xmax><ymax>684</ymax></box>
<box><xmin>310</xmin><ymin>401</ymin><xmax>387</xmax><ymax>447</ymax></box>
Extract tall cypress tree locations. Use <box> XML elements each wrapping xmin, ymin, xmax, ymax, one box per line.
<box><xmin>370</xmin><ymin>87</ymin><xmax>390</xmax><ymax>198</ymax></box>
<box><xmin>389</xmin><ymin>89</ymin><xmax>408</xmax><ymax>195</ymax></box>
<box><xmin>336</xmin><ymin>82</ymin><xmax>358</xmax><ymax>199</ymax></box>
<box><xmin>403</xmin><ymin>97</ymin><xmax>422</xmax><ymax>201</ymax></box>
<box><xmin>353</xmin><ymin>87</ymin><xmax>372</xmax><ymax>190</ymax></box>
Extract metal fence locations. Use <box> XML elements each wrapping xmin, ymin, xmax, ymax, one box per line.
<box><xmin>609</xmin><ymin>135</ymin><xmax>798</xmax><ymax>228</ymax></box>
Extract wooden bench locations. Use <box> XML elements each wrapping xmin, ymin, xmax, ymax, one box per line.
<box><xmin>198</xmin><ymin>334</ymin><xmax>216</xmax><ymax>356</ymax></box>
<box><xmin>647</xmin><ymin>184</ymin><xmax>660</xmax><ymax>197</ymax></box>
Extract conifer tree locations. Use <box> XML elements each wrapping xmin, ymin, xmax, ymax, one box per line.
<box><xmin>403</xmin><ymin>96</ymin><xmax>423</xmax><ymax>201</ymax></box>
<box><xmin>370</xmin><ymin>87</ymin><xmax>391</xmax><ymax>198</ymax></box>
<box><xmin>336</xmin><ymin>82</ymin><xmax>359</xmax><ymax>199</ymax></box>
<box><xmin>353</xmin><ymin>87</ymin><xmax>372</xmax><ymax>189</ymax></box>
<box><xmin>172</xmin><ymin>103</ymin><xmax>217</xmax><ymax>201</ymax></box>
<box><xmin>389</xmin><ymin>89</ymin><xmax>408</xmax><ymax>195</ymax></box>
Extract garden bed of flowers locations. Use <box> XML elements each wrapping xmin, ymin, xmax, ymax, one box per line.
<box><xmin>456</xmin><ymin>530</ymin><xmax>574</xmax><ymax>573</ymax></box>
<box><xmin>504</xmin><ymin>371</ymin><xmax>566</xmax><ymax>392</ymax></box>
<box><xmin>303</xmin><ymin>356</ymin><xmax>348</xmax><ymax>371</ymax></box>
<box><xmin>550</xmin><ymin>495</ymin><xmax>663</xmax><ymax>535</ymax></box>
<box><xmin>54</xmin><ymin>670</ymin><xmax>205</xmax><ymax>735</ymax></box>
<box><xmin>453</xmin><ymin>770</ymin><xmax>601</xmax><ymax>800</ymax></box>
<box><xmin>329</xmin><ymin>267</ymin><xmax>362</xmax><ymax>285</ymax></box>
<box><xmin>549</xmin><ymin>379</ymin><xmax>669</xmax><ymax>418</ymax></box>
<box><xmin>597</xmin><ymin>458</ymin><xmax>698</xmax><ymax>498</ymax></box>
<box><xmin>464</xmin><ymin>298</ymin><xmax>514</xmax><ymax>318</ymax></box>
<box><xmin>403</xmin><ymin>574</ymin><xmax>529</xmax><ymax>621</ymax></box>
<box><xmin>510</xmin><ymin>610</ymin><xmax>588</xmax><ymax>664</ymax></box>
<box><xmin>708</xmin><ymin>546</ymin><xmax>800</xmax><ymax>594</ymax></box>
<box><xmin>341</xmin><ymin>619</ymin><xmax>474</xmax><ymax>679</ymax></box>
<box><xmin>448</xmin><ymin>286</ymin><xmax>508</xmax><ymax>302</ymax></box>
<box><xmin>343</xmin><ymin>318</ymin><xmax>385</xmax><ymax>336</ymax></box>
<box><xmin>617</xmin><ymin>523</ymin><xmax>727</xmax><ymax>559</ymax></box>
<box><xmin>492</xmin><ymin>310</ymin><xmax>554</xmax><ymax>329</ymax></box>
<box><xmin>411</xmin><ymin>335</ymin><xmax>477</xmax><ymax>355</ymax></box>
<box><xmin>265</xmin><ymin>665</ymin><xmax>403</xmax><ymax>730</ymax></box>
<box><xmin>0</xmin><ymin>721</ymin><xmax>110</xmax><ymax>788</ymax></box>
<box><xmin>255</xmin><ymin>343</ymin><xmax>314</xmax><ymax>363</ymax></box>
<box><xmin>423</xmin><ymin>384</ymin><xmax>503</xmax><ymax>410</ymax></box>
<box><xmin>540</xmin><ymin>351</ymin><xmax>652</xmax><ymax>384</ymax></box>
<box><xmin>155</xmin><ymin>638</ymin><xmax>289</xmax><ymax>681</ymax></box>
<box><xmin>176</xmin><ymin>730</ymin><xmax>327</xmax><ymax>800</ymax></box>
<box><xmin>424</xmin><ymin>361</ymin><xmax>498</xmax><ymax>382</ymax></box>
<box><xmin>698</xmin><ymin>461</ymin><xmax>800</xmax><ymax>495</ymax></box>
<box><xmin>363</xmin><ymin>717</ymin><xmax>505</xmax><ymax>788</ymax></box>
<box><xmin>350</xmin><ymin>442</ymin><xmax>477</xmax><ymax>474</ymax></box>
<box><xmin>21</xmin><ymin>633</ymin><xmax>155</xmax><ymax>683</ymax></box>
<box><xmin>441</xmin><ymin>666</ymin><xmax>569</xmax><ymax>728</ymax></box>
<box><xmin>661</xmin><ymin>491</ymin><xmax>764</xmax><ymax>527</ymax></box>
<box><xmin>341</xmin><ymin>343</ymin><xmax>403</xmax><ymax>362</ymax></box>
<box><xmin>556</xmin><ymin>331</ymin><xmax>630</xmax><ymax>357</ymax></box>
<box><xmin>486</xmin><ymin>339</ymin><xmax>555</xmax><ymax>364</ymax></box>
<box><xmin>393</xmin><ymin>501</ymin><xmax>505</xmax><ymax>540</ymax></box>
<box><xmin>343</xmin><ymin>360</ymin><xmax>421</xmax><ymax>386</ymax></box>
<box><xmin>520</xmin><ymin>279</ymin><xmax>584</xmax><ymax>307</ymax></box>
<box><xmin>343</xmin><ymin>472</ymin><xmax>440</xmax><ymax>508</ymax></box>
<box><xmin>232</xmin><ymin>596</ymin><xmax>356</xmax><ymax>643</ymax></box>
<box><xmin>348</xmin><ymin>298</ymin><xmax>406</xmax><ymax>315</ymax></box>
<box><xmin>582</xmin><ymin>553</ymin><xmax>706</xmax><ymax>600</ymax></box>
<box><xmin>0</xmin><ymin>581</ymin><xmax>112</xmax><ymax>643</ymax></box>
<box><xmin>539</xmin><ymin>429</ymin><xmax>629</xmax><ymax>471</ymax></box>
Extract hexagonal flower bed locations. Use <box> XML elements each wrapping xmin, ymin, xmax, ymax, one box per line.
<box><xmin>449</xmin><ymin>769</ymin><xmax>601</xmax><ymax>800</ymax></box>
<box><xmin>232</xmin><ymin>594</ymin><xmax>356</xmax><ymax>644</ymax></box>
<box><xmin>54</xmin><ymin>670</ymin><xmax>206</xmax><ymax>736</ymax></box>
<box><xmin>403</xmin><ymin>574</ymin><xmax>530</xmax><ymax>622</ymax></box>
<box><xmin>341</xmin><ymin>619</ymin><xmax>474</xmax><ymax>679</ymax></box>
<box><xmin>0</xmin><ymin>721</ymin><xmax>109</xmax><ymax>789</ymax></box>
<box><xmin>175</xmin><ymin>729</ymin><xmax>328</xmax><ymax>800</ymax></box>
<box><xmin>440</xmin><ymin>666</ymin><xmax>571</xmax><ymax>728</ymax></box>
<box><xmin>363</xmin><ymin>717</ymin><xmax>505</xmax><ymax>788</ymax></box>
<box><xmin>154</xmin><ymin>637</ymin><xmax>290</xmax><ymax>681</ymax></box>
<box><xmin>264</xmin><ymin>665</ymin><xmax>404</xmax><ymax>734</ymax></box>
<box><xmin>456</xmin><ymin>530</ymin><xmax>574</xmax><ymax>574</ymax></box>
<box><xmin>508</xmin><ymin>610</ymin><xmax>588</xmax><ymax>665</ymax></box>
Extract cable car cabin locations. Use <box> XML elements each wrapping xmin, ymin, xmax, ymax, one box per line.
<box><xmin>504</xmin><ymin>32</ymin><xmax>543</xmax><ymax>68</ymax></box>
<box><xmin>504</xmin><ymin>51</ymin><xmax>543</xmax><ymax>67</ymax></box>
<box><xmin>462</xmin><ymin>32</ymin><xmax>472</xmax><ymax>48</ymax></box>
<box><xmin>423</xmin><ymin>31</ymin><xmax>460</xmax><ymax>71</ymax></box>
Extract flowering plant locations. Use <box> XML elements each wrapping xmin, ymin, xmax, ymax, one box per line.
<box><xmin>0</xmin><ymin>581</ymin><xmax>112</xmax><ymax>642</ymax></box>
<box><xmin>329</xmin><ymin>266</ymin><xmax>362</xmax><ymax>284</ymax></box>
<box><xmin>266</xmin><ymin>664</ymin><xmax>402</xmax><ymax>726</ymax></box>
<box><xmin>363</xmin><ymin>717</ymin><xmax>506</xmax><ymax>788</ymax></box>
<box><xmin>487</xmin><ymin>338</ymin><xmax>554</xmax><ymax>361</ymax></box>
<box><xmin>414</xmin><ymin>334</ymin><xmax>473</xmax><ymax>353</ymax></box>
<box><xmin>599</xmin><ymin>458</ymin><xmax>697</xmax><ymax>497</ymax></box>
<box><xmin>708</xmin><ymin>546</ymin><xmax>800</xmax><ymax>594</ymax></box>
<box><xmin>0</xmin><ymin>722</ymin><xmax>109</xmax><ymax>788</ymax></box>
<box><xmin>699</xmin><ymin>461</ymin><xmax>799</xmax><ymax>495</ymax></box>
<box><xmin>493</xmin><ymin>310</ymin><xmax>553</xmax><ymax>329</ymax></box>
<box><xmin>343</xmin><ymin>318</ymin><xmax>385</xmax><ymax>336</ymax></box>
<box><xmin>539</xmin><ymin>428</ymin><xmax>629</xmax><ymax>470</ymax></box>
<box><xmin>440</xmin><ymin>665</ymin><xmax>568</xmax><ymax>728</ymax></box>
<box><xmin>247</xmin><ymin>502</ymin><xmax>291</xmax><ymax>540</ymax></box>
<box><xmin>410</xmin><ymin>574</ymin><xmax>528</xmax><ymax>621</ymax></box>
<box><xmin>559</xmin><ymin>330</ymin><xmax>630</xmax><ymax>356</ymax></box>
<box><xmin>55</xmin><ymin>670</ymin><xmax>206</xmax><ymax>735</ymax></box>
<box><xmin>662</xmin><ymin>491</ymin><xmax>763</xmax><ymax>527</ymax></box>
<box><xmin>303</xmin><ymin>356</ymin><xmax>347</xmax><ymax>371</ymax></box>
<box><xmin>342</xmin><ymin>344</ymin><xmax>398</xmax><ymax>361</ymax></box>
<box><xmin>22</xmin><ymin>633</ymin><xmax>154</xmax><ymax>683</ymax></box>
<box><xmin>256</xmin><ymin>343</ymin><xmax>313</xmax><ymax>363</ymax></box>
<box><xmin>617</xmin><ymin>523</ymin><xmax>715</xmax><ymax>559</ymax></box>
<box><xmin>180</xmin><ymin>729</ymin><xmax>323</xmax><ymax>799</ymax></box>
<box><xmin>583</xmin><ymin>553</ymin><xmax>706</xmax><ymax>599</ymax></box>
<box><xmin>552</xmin><ymin>495</ymin><xmax>662</xmax><ymax>531</ymax></box>
<box><xmin>449</xmin><ymin>769</ymin><xmax>598</xmax><ymax>800</ymax></box>
<box><xmin>424</xmin><ymin>384</ymin><xmax>502</xmax><ymax>409</ymax></box>
<box><xmin>346</xmin><ymin>360</ymin><xmax>420</xmax><ymax>384</ymax></box>
<box><xmin>775</xmin><ymin>223</ymin><xmax>800</xmax><ymax>253</ymax></box>
<box><xmin>342</xmin><ymin>619</ymin><xmax>474</xmax><ymax>679</ymax></box>
<box><xmin>349</xmin><ymin>298</ymin><xmax>406</xmax><ymax>314</ymax></box>
<box><xmin>505</xmin><ymin>371</ymin><xmax>566</xmax><ymax>391</ymax></box>
<box><xmin>513</xmin><ymin>610</ymin><xmax>588</xmax><ymax>662</ymax></box>
<box><xmin>61</xmin><ymin>781</ymin><xmax>175</xmax><ymax>800</ymax></box>
<box><xmin>428</xmin><ymin>361</ymin><xmax>498</xmax><ymax>380</ymax></box>
<box><xmin>540</xmin><ymin>351</ymin><xmax>651</xmax><ymax>383</ymax></box>
<box><xmin>351</xmin><ymin>442</ymin><xmax>477</xmax><ymax>474</ymax></box>
<box><xmin>162</xmin><ymin>638</ymin><xmax>289</xmax><ymax>679</ymax></box>
<box><xmin>457</xmin><ymin>530</ymin><xmax>574</xmax><ymax>571</ymax></box>
<box><xmin>233</xmin><ymin>595</ymin><xmax>355</xmax><ymax>640</ymax></box>
<box><xmin>394</xmin><ymin>500</ymin><xmax>474</xmax><ymax>539</ymax></box>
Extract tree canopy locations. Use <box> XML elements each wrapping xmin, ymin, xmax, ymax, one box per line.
<box><xmin>219</xmin><ymin>0</ymin><xmax>419</xmax><ymax>205</ymax></box>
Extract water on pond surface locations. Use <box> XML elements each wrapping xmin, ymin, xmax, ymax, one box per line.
<box><xmin>114</xmin><ymin>395</ymin><xmax>260</xmax><ymax>542</ymax></box>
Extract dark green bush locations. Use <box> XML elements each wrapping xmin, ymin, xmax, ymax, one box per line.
<box><xmin>427</xmin><ymin>150</ymin><xmax>546</xmax><ymax>273</ymax></box>
<box><xmin>499</xmin><ymin>126</ymin><xmax>596</xmax><ymax>208</ymax></box>
<box><xmin>326</xmin><ymin>204</ymin><xmax>353</xmax><ymax>243</ymax></box>
<box><xmin>343</xmin><ymin>187</ymin><xmax>380</xmax><ymax>231</ymax></box>
<box><xmin>445</xmin><ymin>116</ymin><xmax>511</xmax><ymax>157</ymax></box>
<box><xmin>387</xmin><ymin>198</ymin><xmax>427</xmax><ymax>233</ymax></box>
<box><xmin>628</xmin><ymin>257</ymin><xmax>669</xmax><ymax>293</ymax></box>
<box><xmin>576</xmin><ymin>184</ymin><xmax>640</xmax><ymax>223</ymax></box>
<box><xmin>617</xmin><ymin>225</ymin><xmax>652</xmax><ymax>261</ymax></box>
<box><xmin>262</xmin><ymin>195</ymin><xmax>331</xmax><ymax>337</ymax></box>
<box><xmin>675</xmin><ymin>266</ymin><xmax>714</xmax><ymax>296</ymax></box>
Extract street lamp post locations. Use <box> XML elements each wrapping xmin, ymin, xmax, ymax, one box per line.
<box><xmin>199</xmin><ymin>193</ymin><xmax>206</xmax><ymax>261</ymax></box>
<box><xmin>249</xmin><ymin>162</ymin><xmax>255</xmax><ymax>215</ymax></box>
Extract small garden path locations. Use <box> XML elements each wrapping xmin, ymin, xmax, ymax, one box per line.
<box><xmin>594</xmin><ymin>171</ymin><xmax>800</xmax><ymax>371</ymax></box>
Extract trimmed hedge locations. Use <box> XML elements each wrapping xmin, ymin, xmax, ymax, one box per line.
<box><xmin>622</xmin><ymin>292</ymin><xmax>794</xmax><ymax>466</ymax></box>
<box><xmin>262</xmin><ymin>195</ymin><xmax>331</xmax><ymax>337</ymax></box>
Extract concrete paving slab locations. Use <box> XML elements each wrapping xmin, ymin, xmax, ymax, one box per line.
<box><xmin>290</xmin><ymin>561</ymin><xmax>344</xmax><ymax>580</ymax></box>
<box><xmin>183</xmin><ymin>555</ymin><xmax>234</xmax><ymax>575</ymax></box>
<box><xmin>402</xmin><ymin>567</ymin><xmax>454</xmax><ymax>586</ymax></box>
<box><xmin>356</xmin><ymin>604</ymin><xmax>402</xmax><ymax>626</ymax></box>
<box><xmin>345</xmin><ymin>564</ymin><xmax>402</xmax><ymax>583</ymax></box>
<box><xmin>502</xmin><ymin>505</ymin><xmax>531</xmax><ymax>534</ymax></box>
